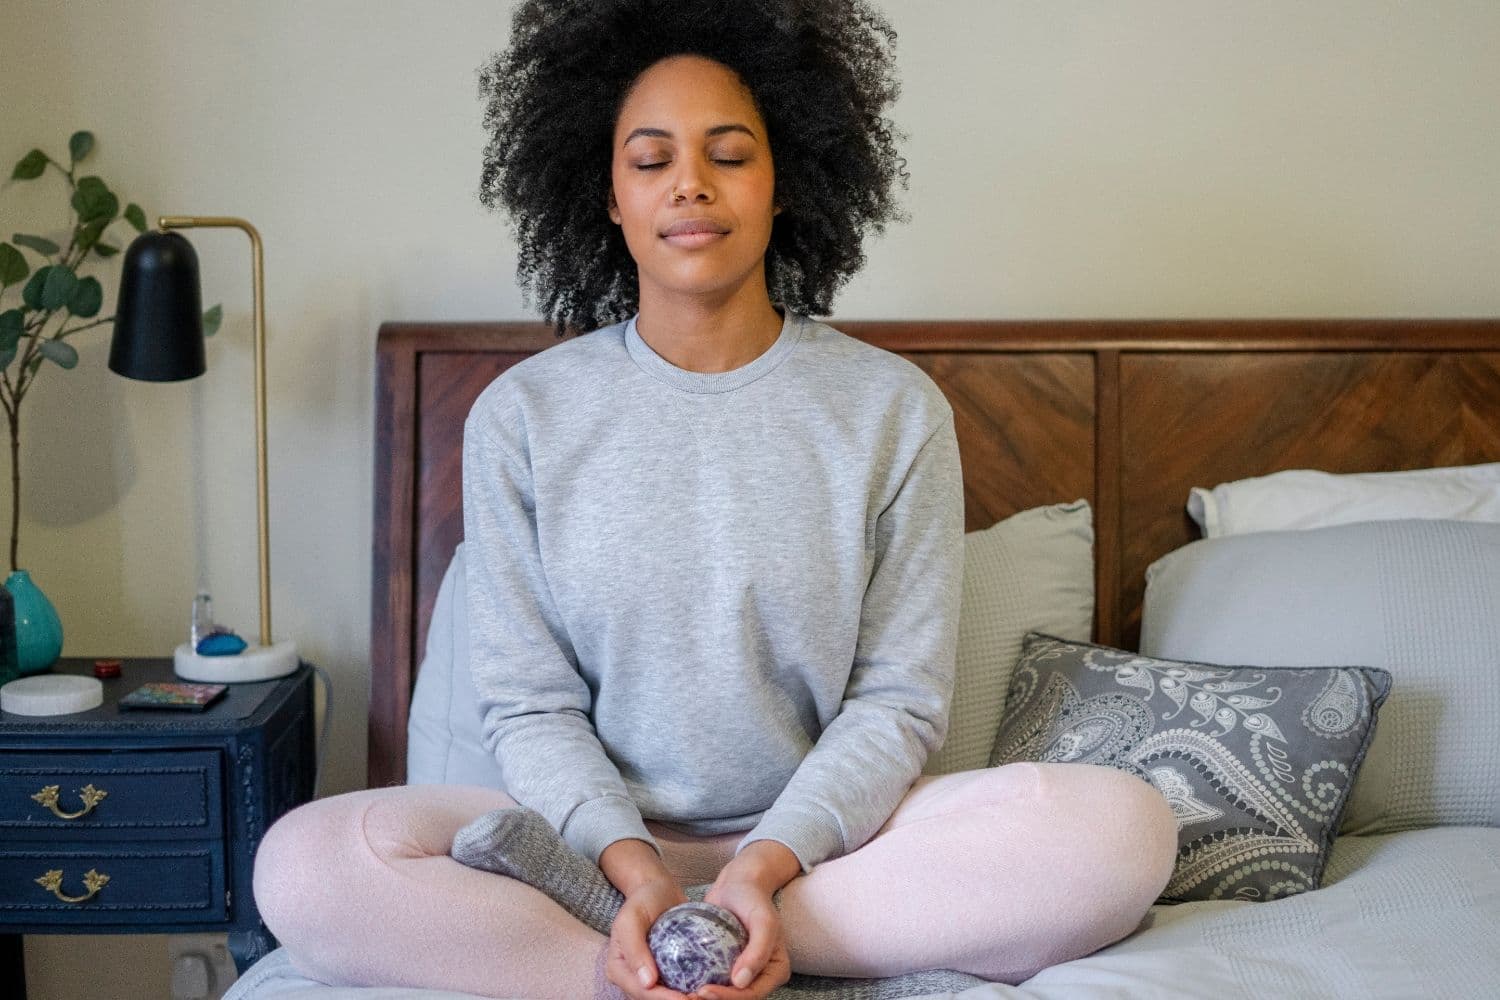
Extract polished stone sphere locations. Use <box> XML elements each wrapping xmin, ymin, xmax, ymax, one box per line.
<box><xmin>647</xmin><ymin>901</ymin><xmax>749</xmax><ymax>994</ymax></box>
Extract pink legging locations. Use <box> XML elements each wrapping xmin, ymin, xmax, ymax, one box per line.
<box><xmin>252</xmin><ymin>762</ymin><xmax>1177</xmax><ymax>999</ymax></box>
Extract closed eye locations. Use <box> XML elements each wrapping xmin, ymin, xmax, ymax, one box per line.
<box><xmin>635</xmin><ymin>159</ymin><xmax>745</xmax><ymax>170</ymax></box>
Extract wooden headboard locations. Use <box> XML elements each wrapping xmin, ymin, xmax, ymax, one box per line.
<box><xmin>369</xmin><ymin>318</ymin><xmax>1500</xmax><ymax>787</ymax></box>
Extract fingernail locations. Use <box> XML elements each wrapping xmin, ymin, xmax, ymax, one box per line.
<box><xmin>638</xmin><ymin>967</ymin><xmax>653</xmax><ymax>987</ymax></box>
<box><xmin>733</xmin><ymin>968</ymin><xmax>752</xmax><ymax>988</ymax></box>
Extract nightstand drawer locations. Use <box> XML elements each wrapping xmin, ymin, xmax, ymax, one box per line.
<box><xmin>0</xmin><ymin>749</ymin><xmax>224</xmax><ymax>841</ymax></box>
<box><xmin>0</xmin><ymin>841</ymin><xmax>227</xmax><ymax>924</ymax></box>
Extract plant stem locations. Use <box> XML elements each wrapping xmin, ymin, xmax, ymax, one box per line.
<box><xmin>13</xmin><ymin>313</ymin><xmax>54</xmax><ymax>402</ymax></box>
<box><xmin>56</xmin><ymin>313</ymin><xmax>116</xmax><ymax>340</ymax></box>
<box><xmin>0</xmin><ymin>150</ymin><xmax>110</xmax><ymax>573</ymax></box>
<box><xmin>7</xmin><ymin>402</ymin><xmax>18</xmax><ymax>572</ymax></box>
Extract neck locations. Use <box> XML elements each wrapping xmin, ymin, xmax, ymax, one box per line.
<box><xmin>634</xmin><ymin>281</ymin><xmax>785</xmax><ymax>374</ymax></box>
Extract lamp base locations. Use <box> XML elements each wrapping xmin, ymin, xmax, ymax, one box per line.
<box><xmin>174</xmin><ymin>640</ymin><xmax>299</xmax><ymax>683</ymax></box>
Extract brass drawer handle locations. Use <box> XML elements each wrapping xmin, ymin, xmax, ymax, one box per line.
<box><xmin>35</xmin><ymin>868</ymin><xmax>111</xmax><ymax>903</ymax></box>
<box><xmin>31</xmin><ymin>783</ymin><xmax>108</xmax><ymax>819</ymax></box>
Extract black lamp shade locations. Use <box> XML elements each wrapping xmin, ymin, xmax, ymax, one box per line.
<box><xmin>110</xmin><ymin>230</ymin><xmax>207</xmax><ymax>381</ymax></box>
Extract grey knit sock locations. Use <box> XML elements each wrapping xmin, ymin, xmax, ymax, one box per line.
<box><xmin>452</xmin><ymin>805</ymin><xmax>626</xmax><ymax>935</ymax></box>
<box><xmin>452</xmin><ymin>806</ymin><xmax>990</xmax><ymax>999</ymax></box>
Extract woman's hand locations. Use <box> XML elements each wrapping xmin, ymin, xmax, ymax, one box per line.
<box><xmin>693</xmin><ymin>871</ymin><xmax>793</xmax><ymax>1000</ymax></box>
<box><xmin>606</xmin><ymin>875</ymin><xmax>694</xmax><ymax>1000</ymax></box>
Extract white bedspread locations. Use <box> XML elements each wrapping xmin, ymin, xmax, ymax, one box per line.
<box><xmin>226</xmin><ymin>825</ymin><xmax>1500</xmax><ymax>1000</ymax></box>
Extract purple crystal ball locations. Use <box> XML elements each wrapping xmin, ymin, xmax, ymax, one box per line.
<box><xmin>647</xmin><ymin>902</ymin><xmax>748</xmax><ymax>994</ymax></box>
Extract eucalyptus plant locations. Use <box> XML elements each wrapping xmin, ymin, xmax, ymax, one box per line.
<box><xmin>0</xmin><ymin>131</ymin><xmax>221</xmax><ymax>572</ymax></box>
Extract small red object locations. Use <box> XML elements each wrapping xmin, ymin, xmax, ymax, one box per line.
<box><xmin>93</xmin><ymin>659</ymin><xmax>122</xmax><ymax>679</ymax></box>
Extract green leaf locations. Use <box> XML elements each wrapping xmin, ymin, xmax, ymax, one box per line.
<box><xmin>69</xmin><ymin>131</ymin><xmax>94</xmax><ymax>163</ymax></box>
<box><xmin>93</xmin><ymin>243</ymin><xmax>119</xmax><ymax>258</ymax></box>
<box><xmin>11</xmin><ymin>150</ymin><xmax>47</xmax><ymax>180</ymax></box>
<box><xmin>0</xmin><ymin>347</ymin><xmax>14</xmax><ymax>371</ymax></box>
<box><xmin>71</xmin><ymin>176</ymin><xmax>118</xmax><ymax>224</ymax></box>
<box><xmin>0</xmin><ymin>309</ymin><xmax>22</xmax><ymax>351</ymax></box>
<box><xmin>203</xmin><ymin>303</ymin><xmax>223</xmax><ymax>337</ymax></box>
<box><xmin>38</xmin><ymin>339</ymin><xmax>78</xmax><ymax>369</ymax></box>
<box><xmin>22</xmin><ymin>267</ymin><xmax>49</xmax><ymax>309</ymax></box>
<box><xmin>40</xmin><ymin>265</ymin><xmax>78</xmax><ymax>311</ymax></box>
<box><xmin>124</xmin><ymin>203</ymin><xmax>147</xmax><ymax>233</ymax></box>
<box><xmin>68</xmin><ymin>276</ymin><xmax>102</xmax><ymax>318</ymax></box>
<box><xmin>12</xmin><ymin>233</ymin><xmax>60</xmax><ymax>257</ymax></box>
<box><xmin>74</xmin><ymin>217</ymin><xmax>108</xmax><ymax>254</ymax></box>
<box><xmin>0</xmin><ymin>244</ymin><xmax>28</xmax><ymax>288</ymax></box>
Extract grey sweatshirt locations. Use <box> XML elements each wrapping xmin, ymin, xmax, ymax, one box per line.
<box><xmin>462</xmin><ymin>307</ymin><xmax>964</xmax><ymax>874</ymax></box>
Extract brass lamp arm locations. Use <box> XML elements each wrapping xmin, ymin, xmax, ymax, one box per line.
<box><xmin>156</xmin><ymin>216</ymin><xmax>272</xmax><ymax>648</ymax></box>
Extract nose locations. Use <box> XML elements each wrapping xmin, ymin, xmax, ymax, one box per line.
<box><xmin>670</xmin><ymin>153</ymin><xmax>714</xmax><ymax>203</ymax></box>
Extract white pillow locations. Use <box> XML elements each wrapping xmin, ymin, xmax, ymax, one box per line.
<box><xmin>408</xmin><ymin>501</ymin><xmax>1096</xmax><ymax>785</ymax></box>
<box><xmin>1187</xmin><ymin>462</ymin><xmax>1500</xmax><ymax>538</ymax></box>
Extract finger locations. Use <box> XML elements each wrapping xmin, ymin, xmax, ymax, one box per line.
<box><xmin>615</xmin><ymin>908</ymin><xmax>659</xmax><ymax>990</ymax></box>
<box><xmin>729</xmin><ymin>910</ymin><xmax>780</xmax><ymax>990</ymax></box>
<box><xmin>693</xmin><ymin>972</ymin><xmax>771</xmax><ymax>1000</ymax></box>
<box><xmin>705</xmin><ymin>943</ymin><xmax>791</xmax><ymax>1000</ymax></box>
<box><xmin>606</xmin><ymin>948</ymin><xmax>642</xmax><ymax>1000</ymax></box>
<box><xmin>609</xmin><ymin>944</ymin><xmax>689</xmax><ymax>1000</ymax></box>
<box><xmin>695</xmin><ymin>985</ymin><xmax>752</xmax><ymax>1000</ymax></box>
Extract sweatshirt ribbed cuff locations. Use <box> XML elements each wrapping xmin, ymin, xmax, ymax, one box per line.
<box><xmin>562</xmin><ymin>795</ymin><xmax>660</xmax><ymax>867</ymax></box>
<box><xmin>734</xmin><ymin>806</ymin><xmax>845</xmax><ymax>875</ymax></box>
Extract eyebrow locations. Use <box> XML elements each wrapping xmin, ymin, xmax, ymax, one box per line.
<box><xmin>622</xmin><ymin>123</ymin><xmax>757</xmax><ymax>146</ymax></box>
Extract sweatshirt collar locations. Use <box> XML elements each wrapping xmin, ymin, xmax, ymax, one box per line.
<box><xmin>625</xmin><ymin>307</ymin><xmax>803</xmax><ymax>394</ymax></box>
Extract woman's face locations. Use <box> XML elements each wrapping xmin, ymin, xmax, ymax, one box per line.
<box><xmin>609</xmin><ymin>54</ymin><xmax>780</xmax><ymax>306</ymax></box>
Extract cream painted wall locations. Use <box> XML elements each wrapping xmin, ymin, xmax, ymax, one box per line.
<box><xmin>2</xmin><ymin>1</ymin><xmax>1497</xmax><ymax>997</ymax></box>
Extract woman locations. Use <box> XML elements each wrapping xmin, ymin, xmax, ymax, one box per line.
<box><xmin>251</xmin><ymin>3</ymin><xmax>1178</xmax><ymax>999</ymax></box>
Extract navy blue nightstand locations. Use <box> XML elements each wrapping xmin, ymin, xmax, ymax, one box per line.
<box><xmin>0</xmin><ymin>657</ymin><xmax>316</xmax><ymax>998</ymax></box>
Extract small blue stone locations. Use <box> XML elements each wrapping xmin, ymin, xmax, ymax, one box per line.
<box><xmin>196</xmin><ymin>631</ymin><xmax>248</xmax><ymax>656</ymax></box>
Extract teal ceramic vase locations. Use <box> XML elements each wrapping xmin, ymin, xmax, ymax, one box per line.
<box><xmin>4</xmin><ymin>570</ymin><xmax>63</xmax><ymax>674</ymax></box>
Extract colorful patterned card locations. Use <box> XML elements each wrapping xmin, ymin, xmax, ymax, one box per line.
<box><xmin>119</xmin><ymin>681</ymin><xmax>228</xmax><ymax>711</ymax></box>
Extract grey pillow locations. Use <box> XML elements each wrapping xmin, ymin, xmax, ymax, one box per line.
<box><xmin>407</xmin><ymin>542</ymin><xmax>510</xmax><ymax>789</ymax></box>
<box><xmin>990</xmin><ymin>632</ymin><xmax>1390</xmax><ymax>903</ymax></box>
<box><xmin>923</xmin><ymin>500</ymin><xmax>1094</xmax><ymax>775</ymax></box>
<box><xmin>1141</xmin><ymin>518</ymin><xmax>1500</xmax><ymax>836</ymax></box>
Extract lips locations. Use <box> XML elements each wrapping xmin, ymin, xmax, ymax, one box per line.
<box><xmin>662</xmin><ymin>218</ymin><xmax>730</xmax><ymax>237</ymax></box>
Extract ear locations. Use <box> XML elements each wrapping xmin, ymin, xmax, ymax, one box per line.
<box><xmin>607</xmin><ymin>188</ymin><xmax>621</xmax><ymax>225</ymax></box>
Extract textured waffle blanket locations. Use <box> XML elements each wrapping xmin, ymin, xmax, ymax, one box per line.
<box><xmin>226</xmin><ymin>824</ymin><xmax>1500</xmax><ymax>1000</ymax></box>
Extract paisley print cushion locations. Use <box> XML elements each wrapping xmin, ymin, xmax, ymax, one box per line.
<box><xmin>990</xmin><ymin>632</ymin><xmax>1391</xmax><ymax>903</ymax></box>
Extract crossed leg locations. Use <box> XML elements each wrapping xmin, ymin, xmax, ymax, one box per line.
<box><xmin>776</xmin><ymin>762</ymin><xmax>1177</xmax><ymax>983</ymax></box>
<box><xmin>255</xmin><ymin>783</ymin><xmax>630</xmax><ymax>998</ymax></box>
<box><xmin>251</xmin><ymin>762</ymin><xmax>1175</xmax><ymax>998</ymax></box>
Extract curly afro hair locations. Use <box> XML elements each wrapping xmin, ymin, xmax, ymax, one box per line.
<box><xmin>477</xmin><ymin>0</ymin><xmax>909</xmax><ymax>336</ymax></box>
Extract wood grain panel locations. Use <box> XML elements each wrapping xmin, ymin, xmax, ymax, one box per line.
<box><xmin>906</xmin><ymin>352</ymin><xmax>1095</xmax><ymax>530</ymax></box>
<box><xmin>1119</xmin><ymin>351</ymin><xmax>1500</xmax><ymax>649</ymax></box>
<box><xmin>415</xmin><ymin>352</ymin><xmax>531</xmax><ymax>661</ymax></box>
<box><xmin>368</xmin><ymin>338</ymin><xmax>415</xmax><ymax>789</ymax></box>
<box><xmin>372</xmin><ymin>318</ymin><xmax>1500</xmax><ymax>789</ymax></box>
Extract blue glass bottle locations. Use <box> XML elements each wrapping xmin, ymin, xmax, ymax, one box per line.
<box><xmin>4</xmin><ymin>570</ymin><xmax>63</xmax><ymax>674</ymax></box>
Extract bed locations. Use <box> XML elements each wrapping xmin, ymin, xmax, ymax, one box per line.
<box><xmin>229</xmin><ymin>317</ymin><xmax>1500</xmax><ymax>999</ymax></box>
